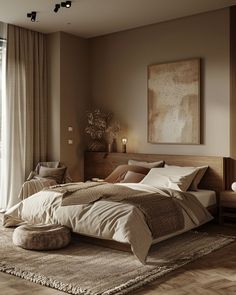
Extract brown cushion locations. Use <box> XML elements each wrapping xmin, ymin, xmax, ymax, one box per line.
<box><xmin>120</xmin><ymin>171</ymin><xmax>146</xmax><ymax>183</ymax></box>
<box><xmin>189</xmin><ymin>166</ymin><xmax>208</xmax><ymax>191</ymax></box>
<box><xmin>105</xmin><ymin>165</ymin><xmax>150</xmax><ymax>183</ymax></box>
<box><xmin>38</xmin><ymin>166</ymin><xmax>67</xmax><ymax>184</ymax></box>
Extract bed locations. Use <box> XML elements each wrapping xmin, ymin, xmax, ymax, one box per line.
<box><xmin>3</xmin><ymin>152</ymin><xmax>233</xmax><ymax>264</ymax></box>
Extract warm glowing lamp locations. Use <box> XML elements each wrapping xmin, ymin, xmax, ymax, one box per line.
<box><xmin>232</xmin><ymin>182</ymin><xmax>236</xmax><ymax>192</ymax></box>
<box><xmin>121</xmin><ymin>138</ymin><xmax>127</xmax><ymax>153</ymax></box>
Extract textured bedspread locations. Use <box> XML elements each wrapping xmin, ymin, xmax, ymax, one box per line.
<box><xmin>47</xmin><ymin>182</ymin><xmax>185</xmax><ymax>239</ymax></box>
<box><xmin>3</xmin><ymin>182</ymin><xmax>213</xmax><ymax>263</ymax></box>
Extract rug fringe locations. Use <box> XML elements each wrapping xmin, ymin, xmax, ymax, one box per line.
<box><xmin>0</xmin><ymin>233</ymin><xmax>235</xmax><ymax>295</ymax></box>
<box><xmin>0</xmin><ymin>262</ymin><xmax>94</xmax><ymax>295</ymax></box>
<box><xmin>102</xmin><ymin>236</ymin><xmax>235</xmax><ymax>295</ymax></box>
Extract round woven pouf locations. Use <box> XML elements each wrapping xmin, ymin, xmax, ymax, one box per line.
<box><xmin>12</xmin><ymin>224</ymin><xmax>71</xmax><ymax>250</ymax></box>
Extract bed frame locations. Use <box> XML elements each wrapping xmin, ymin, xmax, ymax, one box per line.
<box><xmin>82</xmin><ymin>151</ymin><xmax>234</xmax><ymax>252</ymax></box>
<box><xmin>84</xmin><ymin>152</ymin><xmax>233</xmax><ymax>193</ymax></box>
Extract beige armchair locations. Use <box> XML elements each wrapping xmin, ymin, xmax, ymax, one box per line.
<box><xmin>18</xmin><ymin>162</ymin><xmax>71</xmax><ymax>200</ymax></box>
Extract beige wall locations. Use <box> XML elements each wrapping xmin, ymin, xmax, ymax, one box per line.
<box><xmin>89</xmin><ymin>9</ymin><xmax>230</xmax><ymax>156</ymax></box>
<box><xmin>47</xmin><ymin>32</ymin><xmax>61</xmax><ymax>161</ymax></box>
<box><xmin>46</xmin><ymin>9</ymin><xmax>233</xmax><ymax>180</ymax></box>
<box><xmin>47</xmin><ymin>32</ymin><xmax>89</xmax><ymax>181</ymax></box>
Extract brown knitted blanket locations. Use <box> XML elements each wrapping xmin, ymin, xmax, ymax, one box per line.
<box><xmin>46</xmin><ymin>182</ymin><xmax>186</xmax><ymax>239</ymax></box>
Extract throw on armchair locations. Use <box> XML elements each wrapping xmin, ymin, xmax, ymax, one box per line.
<box><xmin>18</xmin><ymin>161</ymin><xmax>71</xmax><ymax>200</ymax></box>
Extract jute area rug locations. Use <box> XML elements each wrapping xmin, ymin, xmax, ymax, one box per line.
<box><xmin>0</xmin><ymin>226</ymin><xmax>235</xmax><ymax>295</ymax></box>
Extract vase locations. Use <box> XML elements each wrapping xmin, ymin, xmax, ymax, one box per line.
<box><xmin>108</xmin><ymin>142</ymin><xmax>113</xmax><ymax>153</ymax></box>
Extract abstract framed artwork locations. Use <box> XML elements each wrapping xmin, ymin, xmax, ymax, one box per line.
<box><xmin>148</xmin><ymin>58</ymin><xmax>200</xmax><ymax>144</ymax></box>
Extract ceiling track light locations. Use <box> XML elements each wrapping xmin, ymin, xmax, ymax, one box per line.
<box><xmin>61</xmin><ymin>1</ymin><xmax>72</xmax><ymax>8</ymax></box>
<box><xmin>27</xmin><ymin>11</ymin><xmax>37</xmax><ymax>22</ymax></box>
<box><xmin>54</xmin><ymin>4</ymin><xmax>60</xmax><ymax>13</ymax></box>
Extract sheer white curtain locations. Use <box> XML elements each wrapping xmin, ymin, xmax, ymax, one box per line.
<box><xmin>0</xmin><ymin>22</ymin><xmax>7</xmax><ymax>210</ymax></box>
<box><xmin>0</xmin><ymin>24</ymin><xmax>47</xmax><ymax>210</ymax></box>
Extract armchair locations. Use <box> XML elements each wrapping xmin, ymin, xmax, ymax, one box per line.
<box><xmin>18</xmin><ymin>162</ymin><xmax>70</xmax><ymax>200</ymax></box>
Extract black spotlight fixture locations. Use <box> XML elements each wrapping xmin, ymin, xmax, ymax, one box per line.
<box><xmin>54</xmin><ymin>4</ymin><xmax>60</xmax><ymax>13</ymax></box>
<box><xmin>27</xmin><ymin>11</ymin><xmax>37</xmax><ymax>22</ymax></box>
<box><xmin>61</xmin><ymin>1</ymin><xmax>72</xmax><ymax>8</ymax></box>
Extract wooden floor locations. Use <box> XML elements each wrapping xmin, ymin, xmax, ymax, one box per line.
<box><xmin>1</xmin><ymin>222</ymin><xmax>236</xmax><ymax>295</ymax></box>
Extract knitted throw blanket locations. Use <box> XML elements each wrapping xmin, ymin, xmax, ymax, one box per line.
<box><xmin>46</xmin><ymin>182</ymin><xmax>185</xmax><ymax>239</ymax></box>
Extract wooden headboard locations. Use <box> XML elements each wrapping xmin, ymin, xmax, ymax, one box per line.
<box><xmin>84</xmin><ymin>152</ymin><xmax>234</xmax><ymax>193</ymax></box>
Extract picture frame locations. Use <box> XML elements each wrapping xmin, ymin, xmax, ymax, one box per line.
<box><xmin>148</xmin><ymin>58</ymin><xmax>200</xmax><ymax>144</ymax></box>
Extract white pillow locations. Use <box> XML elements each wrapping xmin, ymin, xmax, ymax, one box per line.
<box><xmin>128</xmin><ymin>159</ymin><xmax>164</xmax><ymax>169</ymax></box>
<box><xmin>165</xmin><ymin>164</ymin><xmax>208</xmax><ymax>191</ymax></box>
<box><xmin>140</xmin><ymin>166</ymin><xmax>199</xmax><ymax>192</ymax></box>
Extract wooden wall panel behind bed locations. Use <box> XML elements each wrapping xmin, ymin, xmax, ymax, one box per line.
<box><xmin>84</xmin><ymin>152</ymin><xmax>234</xmax><ymax>193</ymax></box>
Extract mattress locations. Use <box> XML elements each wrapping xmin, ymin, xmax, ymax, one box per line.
<box><xmin>189</xmin><ymin>189</ymin><xmax>216</xmax><ymax>208</ymax></box>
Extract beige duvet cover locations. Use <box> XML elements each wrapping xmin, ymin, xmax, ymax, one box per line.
<box><xmin>3</xmin><ymin>183</ymin><xmax>213</xmax><ymax>264</ymax></box>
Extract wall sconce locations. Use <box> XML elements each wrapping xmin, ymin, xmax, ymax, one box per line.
<box><xmin>27</xmin><ymin>11</ymin><xmax>37</xmax><ymax>22</ymax></box>
<box><xmin>121</xmin><ymin>138</ymin><xmax>127</xmax><ymax>153</ymax></box>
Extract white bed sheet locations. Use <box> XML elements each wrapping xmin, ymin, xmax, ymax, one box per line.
<box><xmin>189</xmin><ymin>189</ymin><xmax>216</xmax><ymax>208</ymax></box>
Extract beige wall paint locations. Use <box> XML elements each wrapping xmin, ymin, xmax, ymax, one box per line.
<box><xmin>89</xmin><ymin>9</ymin><xmax>230</xmax><ymax>156</ymax></box>
<box><xmin>60</xmin><ymin>32</ymin><xmax>89</xmax><ymax>180</ymax></box>
<box><xmin>47</xmin><ymin>32</ymin><xmax>89</xmax><ymax>181</ymax></box>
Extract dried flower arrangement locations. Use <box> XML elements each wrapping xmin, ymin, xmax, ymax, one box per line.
<box><xmin>85</xmin><ymin>109</ymin><xmax>120</xmax><ymax>152</ymax></box>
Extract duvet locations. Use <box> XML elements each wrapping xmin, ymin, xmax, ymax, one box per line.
<box><xmin>3</xmin><ymin>182</ymin><xmax>213</xmax><ymax>263</ymax></box>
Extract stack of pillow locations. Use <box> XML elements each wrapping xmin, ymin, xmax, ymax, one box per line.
<box><xmin>105</xmin><ymin>160</ymin><xmax>164</xmax><ymax>184</ymax></box>
<box><xmin>105</xmin><ymin>159</ymin><xmax>208</xmax><ymax>192</ymax></box>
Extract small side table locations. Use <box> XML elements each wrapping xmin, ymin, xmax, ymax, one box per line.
<box><xmin>220</xmin><ymin>190</ymin><xmax>236</xmax><ymax>225</ymax></box>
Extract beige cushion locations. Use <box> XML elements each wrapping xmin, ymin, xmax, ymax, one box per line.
<box><xmin>141</xmin><ymin>166</ymin><xmax>199</xmax><ymax>191</ymax></box>
<box><xmin>165</xmin><ymin>164</ymin><xmax>208</xmax><ymax>191</ymax></box>
<box><xmin>128</xmin><ymin>160</ymin><xmax>164</xmax><ymax>169</ymax></box>
<box><xmin>12</xmin><ymin>224</ymin><xmax>71</xmax><ymax>250</ymax></box>
<box><xmin>120</xmin><ymin>171</ymin><xmax>146</xmax><ymax>183</ymax></box>
<box><xmin>105</xmin><ymin>165</ymin><xmax>150</xmax><ymax>183</ymax></box>
<box><xmin>39</xmin><ymin>166</ymin><xmax>67</xmax><ymax>184</ymax></box>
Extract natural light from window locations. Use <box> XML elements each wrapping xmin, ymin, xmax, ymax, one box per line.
<box><xmin>0</xmin><ymin>37</ymin><xmax>6</xmax><ymax>188</ymax></box>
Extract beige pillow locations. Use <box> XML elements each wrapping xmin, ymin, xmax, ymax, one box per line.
<box><xmin>128</xmin><ymin>159</ymin><xmax>164</xmax><ymax>169</ymax></box>
<box><xmin>38</xmin><ymin>166</ymin><xmax>67</xmax><ymax>184</ymax></box>
<box><xmin>120</xmin><ymin>171</ymin><xmax>146</xmax><ymax>183</ymax></box>
<box><xmin>141</xmin><ymin>166</ymin><xmax>199</xmax><ymax>192</ymax></box>
<box><xmin>105</xmin><ymin>165</ymin><xmax>150</xmax><ymax>183</ymax></box>
<box><xmin>165</xmin><ymin>164</ymin><xmax>208</xmax><ymax>191</ymax></box>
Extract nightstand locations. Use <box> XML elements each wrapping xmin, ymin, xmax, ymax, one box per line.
<box><xmin>220</xmin><ymin>190</ymin><xmax>236</xmax><ymax>225</ymax></box>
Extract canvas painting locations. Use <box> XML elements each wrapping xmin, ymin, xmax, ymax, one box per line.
<box><xmin>148</xmin><ymin>59</ymin><xmax>200</xmax><ymax>144</ymax></box>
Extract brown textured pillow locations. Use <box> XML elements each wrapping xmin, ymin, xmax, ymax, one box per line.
<box><xmin>105</xmin><ymin>165</ymin><xmax>150</xmax><ymax>183</ymax></box>
<box><xmin>120</xmin><ymin>171</ymin><xmax>146</xmax><ymax>183</ymax></box>
<box><xmin>189</xmin><ymin>166</ymin><xmax>208</xmax><ymax>191</ymax></box>
<box><xmin>38</xmin><ymin>166</ymin><xmax>67</xmax><ymax>184</ymax></box>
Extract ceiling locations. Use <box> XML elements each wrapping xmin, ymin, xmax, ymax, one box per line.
<box><xmin>0</xmin><ymin>0</ymin><xmax>236</xmax><ymax>38</ymax></box>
